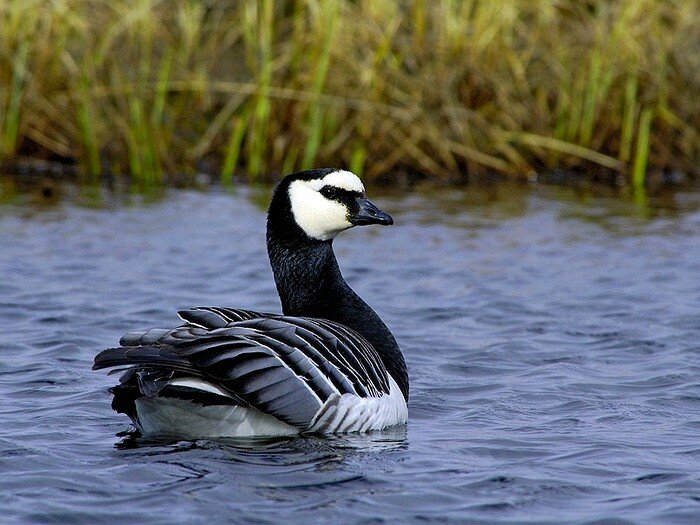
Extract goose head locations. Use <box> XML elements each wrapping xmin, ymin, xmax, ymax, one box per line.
<box><xmin>268</xmin><ymin>168</ymin><xmax>393</xmax><ymax>243</ymax></box>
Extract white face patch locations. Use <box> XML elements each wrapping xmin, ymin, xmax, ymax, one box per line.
<box><xmin>288</xmin><ymin>170</ymin><xmax>364</xmax><ymax>241</ymax></box>
<box><xmin>306</xmin><ymin>170</ymin><xmax>365</xmax><ymax>193</ymax></box>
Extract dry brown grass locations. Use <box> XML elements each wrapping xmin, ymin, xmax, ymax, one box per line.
<box><xmin>0</xmin><ymin>0</ymin><xmax>697</xmax><ymax>185</ymax></box>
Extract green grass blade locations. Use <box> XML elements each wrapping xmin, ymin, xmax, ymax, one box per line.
<box><xmin>632</xmin><ymin>107</ymin><xmax>653</xmax><ymax>190</ymax></box>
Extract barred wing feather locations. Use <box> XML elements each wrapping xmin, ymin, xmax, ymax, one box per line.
<box><xmin>93</xmin><ymin>307</ymin><xmax>391</xmax><ymax>430</ymax></box>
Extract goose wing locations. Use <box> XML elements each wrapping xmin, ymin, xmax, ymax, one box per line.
<box><xmin>93</xmin><ymin>307</ymin><xmax>390</xmax><ymax>429</ymax></box>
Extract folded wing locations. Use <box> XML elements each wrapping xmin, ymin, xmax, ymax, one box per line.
<box><xmin>93</xmin><ymin>307</ymin><xmax>390</xmax><ymax>429</ymax></box>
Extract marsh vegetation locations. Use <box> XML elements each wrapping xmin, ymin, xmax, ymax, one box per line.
<box><xmin>0</xmin><ymin>0</ymin><xmax>697</xmax><ymax>186</ymax></box>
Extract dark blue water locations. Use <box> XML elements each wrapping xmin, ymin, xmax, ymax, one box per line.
<box><xmin>1</xmin><ymin>181</ymin><xmax>699</xmax><ymax>524</ymax></box>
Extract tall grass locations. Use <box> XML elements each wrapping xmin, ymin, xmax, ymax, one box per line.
<box><xmin>0</xmin><ymin>0</ymin><xmax>697</xmax><ymax>185</ymax></box>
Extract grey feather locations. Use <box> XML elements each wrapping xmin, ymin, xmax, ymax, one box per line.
<box><xmin>95</xmin><ymin>307</ymin><xmax>391</xmax><ymax>430</ymax></box>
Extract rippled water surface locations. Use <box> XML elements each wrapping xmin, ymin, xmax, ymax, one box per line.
<box><xmin>1</xmin><ymin>181</ymin><xmax>699</xmax><ymax>524</ymax></box>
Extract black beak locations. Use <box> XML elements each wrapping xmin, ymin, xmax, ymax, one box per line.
<box><xmin>349</xmin><ymin>198</ymin><xmax>394</xmax><ymax>226</ymax></box>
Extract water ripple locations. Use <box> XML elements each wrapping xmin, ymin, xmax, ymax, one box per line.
<box><xmin>1</xmin><ymin>185</ymin><xmax>699</xmax><ymax>523</ymax></box>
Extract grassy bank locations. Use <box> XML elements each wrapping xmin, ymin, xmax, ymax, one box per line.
<box><xmin>0</xmin><ymin>0</ymin><xmax>697</xmax><ymax>186</ymax></box>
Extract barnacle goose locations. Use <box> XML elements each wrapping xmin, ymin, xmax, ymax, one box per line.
<box><xmin>94</xmin><ymin>168</ymin><xmax>409</xmax><ymax>438</ymax></box>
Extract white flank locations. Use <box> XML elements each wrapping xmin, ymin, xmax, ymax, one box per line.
<box><xmin>168</xmin><ymin>377</ymin><xmax>232</xmax><ymax>397</ymax></box>
<box><xmin>135</xmin><ymin>397</ymin><xmax>300</xmax><ymax>438</ymax></box>
<box><xmin>132</xmin><ymin>374</ymin><xmax>407</xmax><ymax>438</ymax></box>
<box><xmin>135</xmin><ymin>377</ymin><xmax>300</xmax><ymax>437</ymax></box>
<box><xmin>307</xmin><ymin>374</ymin><xmax>408</xmax><ymax>434</ymax></box>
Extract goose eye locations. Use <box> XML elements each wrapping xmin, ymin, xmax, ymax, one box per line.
<box><xmin>320</xmin><ymin>186</ymin><xmax>339</xmax><ymax>199</ymax></box>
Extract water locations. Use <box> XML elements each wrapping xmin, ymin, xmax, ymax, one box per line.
<box><xmin>1</xmin><ymin>181</ymin><xmax>699</xmax><ymax>524</ymax></box>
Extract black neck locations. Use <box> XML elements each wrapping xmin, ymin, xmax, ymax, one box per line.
<box><xmin>266</xmin><ymin>233</ymin><xmax>409</xmax><ymax>401</ymax></box>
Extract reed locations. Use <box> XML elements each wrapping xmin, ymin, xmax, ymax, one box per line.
<box><xmin>0</xmin><ymin>0</ymin><xmax>696</xmax><ymax>186</ymax></box>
